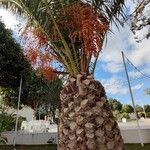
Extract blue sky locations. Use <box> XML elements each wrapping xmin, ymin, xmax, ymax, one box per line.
<box><xmin>94</xmin><ymin>1</ymin><xmax>150</xmax><ymax>105</ymax></box>
<box><xmin>0</xmin><ymin>1</ymin><xmax>150</xmax><ymax>105</ymax></box>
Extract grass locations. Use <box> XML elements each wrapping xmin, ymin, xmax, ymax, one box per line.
<box><xmin>0</xmin><ymin>145</ymin><xmax>57</xmax><ymax>150</ymax></box>
<box><xmin>125</xmin><ymin>144</ymin><xmax>150</xmax><ymax>150</ymax></box>
<box><xmin>0</xmin><ymin>144</ymin><xmax>150</xmax><ymax>150</ymax></box>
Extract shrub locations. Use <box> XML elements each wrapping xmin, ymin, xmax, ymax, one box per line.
<box><xmin>146</xmin><ymin>112</ymin><xmax>150</xmax><ymax>118</ymax></box>
<box><xmin>138</xmin><ymin>112</ymin><xmax>145</xmax><ymax>118</ymax></box>
<box><xmin>121</xmin><ymin>112</ymin><xmax>130</xmax><ymax>119</ymax></box>
<box><xmin>113</xmin><ymin>111</ymin><xmax>122</xmax><ymax>121</ymax></box>
<box><xmin>0</xmin><ymin>113</ymin><xmax>25</xmax><ymax>132</ymax></box>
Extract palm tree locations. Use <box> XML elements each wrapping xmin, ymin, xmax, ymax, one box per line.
<box><xmin>0</xmin><ymin>0</ymin><xmax>126</xmax><ymax>149</ymax></box>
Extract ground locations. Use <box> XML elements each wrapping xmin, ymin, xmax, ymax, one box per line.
<box><xmin>0</xmin><ymin>144</ymin><xmax>150</xmax><ymax>150</ymax></box>
<box><xmin>126</xmin><ymin>144</ymin><xmax>150</xmax><ymax>150</ymax></box>
<box><xmin>0</xmin><ymin>145</ymin><xmax>56</xmax><ymax>150</ymax></box>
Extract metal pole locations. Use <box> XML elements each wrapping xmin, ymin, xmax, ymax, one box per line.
<box><xmin>13</xmin><ymin>75</ymin><xmax>22</xmax><ymax>146</ymax></box>
<box><xmin>121</xmin><ymin>51</ymin><xmax>144</xmax><ymax>146</ymax></box>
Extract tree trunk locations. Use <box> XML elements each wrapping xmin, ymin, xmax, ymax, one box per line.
<box><xmin>58</xmin><ymin>74</ymin><xmax>124</xmax><ymax>150</ymax></box>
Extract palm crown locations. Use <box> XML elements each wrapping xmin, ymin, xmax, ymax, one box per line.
<box><xmin>0</xmin><ymin>0</ymin><xmax>126</xmax><ymax>77</ymax></box>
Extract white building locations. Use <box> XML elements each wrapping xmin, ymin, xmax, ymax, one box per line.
<box><xmin>7</xmin><ymin>107</ymin><xmax>34</xmax><ymax>121</ymax></box>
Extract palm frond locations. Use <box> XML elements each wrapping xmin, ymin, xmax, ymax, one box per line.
<box><xmin>0</xmin><ymin>0</ymin><xmax>75</xmax><ymax>75</ymax></box>
<box><xmin>91</xmin><ymin>0</ymin><xmax>126</xmax><ymax>24</ymax></box>
<box><xmin>0</xmin><ymin>0</ymin><xmax>126</xmax><ymax>76</ymax></box>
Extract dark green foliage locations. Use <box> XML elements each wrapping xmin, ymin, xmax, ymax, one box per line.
<box><xmin>108</xmin><ymin>98</ymin><xmax>122</xmax><ymax>112</ymax></box>
<box><xmin>144</xmin><ymin>105</ymin><xmax>150</xmax><ymax>113</ymax></box>
<box><xmin>0</xmin><ymin>21</ymin><xmax>31</xmax><ymax>90</ymax></box>
<box><xmin>1</xmin><ymin>72</ymin><xmax>45</xmax><ymax>109</ymax></box>
<box><xmin>122</xmin><ymin>104</ymin><xmax>134</xmax><ymax>113</ymax></box>
<box><xmin>0</xmin><ymin>113</ymin><xmax>25</xmax><ymax>132</ymax></box>
<box><xmin>138</xmin><ymin>112</ymin><xmax>145</xmax><ymax>118</ymax></box>
<box><xmin>121</xmin><ymin>112</ymin><xmax>130</xmax><ymax>119</ymax></box>
<box><xmin>2</xmin><ymin>73</ymin><xmax>62</xmax><ymax>114</ymax></box>
<box><xmin>146</xmin><ymin>112</ymin><xmax>150</xmax><ymax>118</ymax></box>
<box><xmin>91</xmin><ymin>0</ymin><xmax>126</xmax><ymax>24</ymax></box>
<box><xmin>0</xmin><ymin>21</ymin><xmax>62</xmax><ymax>117</ymax></box>
<box><xmin>35</xmin><ymin>77</ymin><xmax>62</xmax><ymax>122</ymax></box>
<box><xmin>0</xmin><ymin>113</ymin><xmax>15</xmax><ymax>132</ymax></box>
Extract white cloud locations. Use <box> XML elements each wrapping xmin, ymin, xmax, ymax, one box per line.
<box><xmin>132</xmin><ymin>83</ymin><xmax>144</xmax><ymax>91</ymax></box>
<box><xmin>0</xmin><ymin>9</ymin><xmax>19</xmax><ymax>29</ymax></box>
<box><xmin>128</xmin><ymin>71</ymin><xmax>141</xmax><ymax>78</ymax></box>
<box><xmin>99</xmin><ymin>23</ymin><xmax>150</xmax><ymax>75</ymax></box>
<box><xmin>101</xmin><ymin>61</ymin><xmax>123</xmax><ymax>73</ymax></box>
<box><xmin>127</xmin><ymin>38</ymin><xmax>150</xmax><ymax>66</ymax></box>
<box><xmin>128</xmin><ymin>67</ymin><xmax>150</xmax><ymax>79</ymax></box>
<box><xmin>142</xmin><ymin>67</ymin><xmax>150</xmax><ymax>75</ymax></box>
<box><xmin>99</xmin><ymin>25</ymin><xmax>130</xmax><ymax>73</ymax></box>
<box><xmin>101</xmin><ymin>77</ymin><xmax>144</xmax><ymax>95</ymax></box>
<box><xmin>101</xmin><ymin>77</ymin><xmax>128</xmax><ymax>94</ymax></box>
<box><xmin>0</xmin><ymin>8</ymin><xmax>27</xmax><ymax>34</ymax></box>
<box><xmin>98</xmin><ymin>0</ymin><xmax>150</xmax><ymax>75</ymax></box>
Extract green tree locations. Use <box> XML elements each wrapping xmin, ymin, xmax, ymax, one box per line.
<box><xmin>122</xmin><ymin>104</ymin><xmax>134</xmax><ymax>113</ymax></box>
<box><xmin>40</xmin><ymin>77</ymin><xmax>62</xmax><ymax>122</ymax></box>
<box><xmin>0</xmin><ymin>0</ymin><xmax>126</xmax><ymax>149</ymax></box>
<box><xmin>144</xmin><ymin>105</ymin><xmax>150</xmax><ymax>113</ymax></box>
<box><xmin>108</xmin><ymin>98</ymin><xmax>122</xmax><ymax>112</ymax></box>
<box><xmin>0</xmin><ymin>21</ymin><xmax>31</xmax><ymax>90</ymax></box>
<box><xmin>0</xmin><ymin>21</ymin><xmax>62</xmax><ymax>118</ymax></box>
<box><xmin>121</xmin><ymin>112</ymin><xmax>130</xmax><ymax>119</ymax></box>
<box><xmin>1</xmin><ymin>73</ymin><xmax>62</xmax><ymax>120</ymax></box>
<box><xmin>135</xmin><ymin>105</ymin><xmax>143</xmax><ymax>113</ymax></box>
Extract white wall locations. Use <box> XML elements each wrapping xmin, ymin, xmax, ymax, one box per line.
<box><xmin>2</xmin><ymin>119</ymin><xmax>150</xmax><ymax>145</ymax></box>
<box><xmin>2</xmin><ymin>128</ymin><xmax>150</xmax><ymax>145</ymax></box>
<box><xmin>121</xmin><ymin>129</ymin><xmax>150</xmax><ymax>143</ymax></box>
<box><xmin>2</xmin><ymin>131</ymin><xmax>58</xmax><ymax>145</ymax></box>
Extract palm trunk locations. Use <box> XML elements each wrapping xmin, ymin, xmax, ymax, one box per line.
<box><xmin>58</xmin><ymin>74</ymin><xmax>124</xmax><ymax>150</ymax></box>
